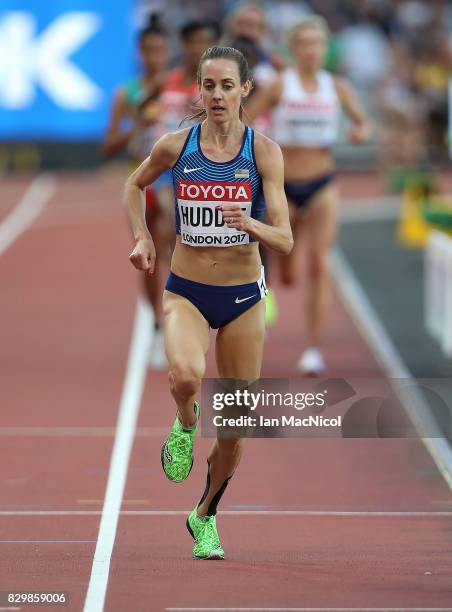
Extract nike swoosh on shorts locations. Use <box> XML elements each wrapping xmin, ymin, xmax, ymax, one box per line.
<box><xmin>235</xmin><ymin>295</ymin><xmax>256</xmax><ymax>304</ymax></box>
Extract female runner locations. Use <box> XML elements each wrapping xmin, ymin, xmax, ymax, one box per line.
<box><xmin>124</xmin><ymin>46</ymin><xmax>292</xmax><ymax>559</ymax></box>
<box><xmin>247</xmin><ymin>16</ymin><xmax>371</xmax><ymax>374</ymax></box>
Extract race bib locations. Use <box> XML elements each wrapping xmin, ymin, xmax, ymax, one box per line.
<box><xmin>177</xmin><ymin>181</ymin><xmax>252</xmax><ymax>247</ymax></box>
<box><xmin>279</xmin><ymin>99</ymin><xmax>338</xmax><ymax>146</ymax></box>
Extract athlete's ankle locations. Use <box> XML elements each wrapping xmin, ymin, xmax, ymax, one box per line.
<box><xmin>178</xmin><ymin>415</ymin><xmax>196</xmax><ymax>430</ymax></box>
<box><xmin>177</xmin><ymin>404</ymin><xmax>197</xmax><ymax>430</ymax></box>
<box><xmin>196</xmin><ymin>502</ymin><xmax>209</xmax><ymax>517</ymax></box>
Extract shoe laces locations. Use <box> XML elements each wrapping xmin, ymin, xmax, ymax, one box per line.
<box><xmin>201</xmin><ymin>515</ymin><xmax>220</xmax><ymax>547</ymax></box>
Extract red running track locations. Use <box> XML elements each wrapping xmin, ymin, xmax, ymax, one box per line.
<box><xmin>1</xmin><ymin>172</ymin><xmax>451</xmax><ymax>612</ymax></box>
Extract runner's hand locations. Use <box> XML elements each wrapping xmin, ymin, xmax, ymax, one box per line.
<box><xmin>347</xmin><ymin>124</ymin><xmax>371</xmax><ymax>144</ymax></box>
<box><xmin>217</xmin><ymin>204</ymin><xmax>250</xmax><ymax>231</ymax></box>
<box><xmin>129</xmin><ymin>237</ymin><xmax>156</xmax><ymax>275</ymax></box>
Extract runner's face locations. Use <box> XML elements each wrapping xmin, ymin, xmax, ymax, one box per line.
<box><xmin>232</xmin><ymin>8</ymin><xmax>266</xmax><ymax>42</ymax></box>
<box><xmin>200</xmin><ymin>59</ymin><xmax>250</xmax><ymax>124</ymax></box>
<box><xmin>291</xmin><ymin>27</ymin><xmax>326</xmax><ymax>71</ymax></box>
<box><xmin>184</xmin><ymin>29</ymin><xmax>216</xmax><ymax>72</ymax></box>
<box><xmin>139</xmin><ymin>34</ymin><xmax>168</xmax><ymax>74</ymax></box>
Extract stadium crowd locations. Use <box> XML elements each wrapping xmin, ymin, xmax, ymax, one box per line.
<box><xmin>133</xmin><ymin>0</ymin><xmax>451</xmax><ymax>169</ymax></box>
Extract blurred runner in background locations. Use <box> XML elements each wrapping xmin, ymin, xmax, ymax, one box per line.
<box><xmin>102</xmin><ymin>14</ymin><xmax>170</xmax><ymax>369</ymax></box>
<box><xmin>222</xmin><ymin>2</ymin><xmax>286</xmax><ymax>71</ymax></box>
<box><xmin>158</xmin><ymin>20</ymin><xmax>218</xmax><ymax>135</ymax></box>
<box><xmin>247</xmin><ymin>16</ymin><xmax>371</xmax><ymax>375</ymax></box>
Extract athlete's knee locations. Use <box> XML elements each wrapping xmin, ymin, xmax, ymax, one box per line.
<box><xmin>280</xmin><ymin>269</ymin><xmax>296</xmax><ymax>287</ymax></box>
<box><xmin>169</xmin><ymin>361</ymin><xmax>204</xmax><ymax>398</ymax></box>
<box><xmin>279</xmin><ymin>259</ymin><xmax>296</xmax><ymax>286</ymax></box>
<box><xmin>307</xmin><ymin>251</ymin><xmax>330</xmax><ymax>282</ymax></box>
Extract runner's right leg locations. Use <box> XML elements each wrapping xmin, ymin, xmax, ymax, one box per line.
<box><xmin>161</xmin><ymin>290</ymin><xmax>210</xmax><ymax>482</ymax></box>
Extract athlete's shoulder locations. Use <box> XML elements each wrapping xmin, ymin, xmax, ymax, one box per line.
<box><xmin>252</xmin><ymin>131</ymin><xmax>283</xmax><ymax>172</ymax></box>
<box><xmin>121</xmin><ymin>77</ymin><xmax>143</xmax><ymax>106</ymax></box>
<box><xmin>282</xmin><ymin>65</ymin><xmax>295</xmax><ymax>76</ymax></box>
<box><xmin>123</xmin><ymin>76</ymin><xmax>140</xmax><ymax>91</ymax></box>
<box><xmin>152</xmin><ymin>127</ymin><xmax>193</xmax><ymax>166</ymax></box>
<box><xmin>253</xmin><ymin>131</ymin><xmax>282</xmax><ymax>155</ymax></box>
<box><xmin>281</xmin><ymin>65</ymin><xmax>297</xmax><ymax>81</ymax></box>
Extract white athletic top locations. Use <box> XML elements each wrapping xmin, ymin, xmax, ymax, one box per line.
<box><xmin>271</xmin><ymin>68</ymin><xmax>340</xmax><ymax>148</ymax></box>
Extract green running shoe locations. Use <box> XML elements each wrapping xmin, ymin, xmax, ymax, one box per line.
<box><xmin>186</xmin><ymin>507</ymin><xmax>225</xmax><ymax>560</ymax></box>
<box><xmin>161</xmin><ymin>402</ymin><xmax>199</xmax><ymax>482</ymax></box>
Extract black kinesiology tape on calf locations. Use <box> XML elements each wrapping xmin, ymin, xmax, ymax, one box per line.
<box><xmin>197</xmin><ymin>460</ymin><xmax>232</xmax><ymax>516</ymax></box>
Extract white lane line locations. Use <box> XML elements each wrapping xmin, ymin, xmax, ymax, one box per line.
<box><xmin>0</xmin><ymin>174</ymin><xmax>56</xmax><ymax>255</ymax></box>
<box><xmin>332</xmin><ymin>248</ymin><xmax>452</xmax><ymax>491</ymax></box>
<box><xmin>83</xmin><ymin>298</ymin><xmax>152</xmax><ymax>612</ymax></box>
<box><xmin>2</xmin><ymin>510</ymin><xmax>452</xmax><ymax>517</ymax></box>
<box><xmin>0</xmin><ymin>540</ymin><xmax>95</xmax><ymax>543</ymax></box>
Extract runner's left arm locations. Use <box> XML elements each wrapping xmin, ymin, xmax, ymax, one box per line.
<box><xmin>218</xmin><ymin>135</ymin><xmax>293</xmax><ymax>255</ymax></box>
<box><xmin>334</xmin><ymin>77</ymin><xmax>372</xmax><ymax>144</ymax></box>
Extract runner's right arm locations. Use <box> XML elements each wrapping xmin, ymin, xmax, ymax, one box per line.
<box><xmin>124</xmin><ymin>130</ymin><xmax>187</xmax><ymax>273</ymax></box>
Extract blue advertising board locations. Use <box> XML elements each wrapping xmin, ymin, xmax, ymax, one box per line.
<box><xmin>0</xmin><ymin>0</ymin><xmax>135</xmax><ymax>140</ymax></box>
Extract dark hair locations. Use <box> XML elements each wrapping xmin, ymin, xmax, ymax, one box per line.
<box><xmin>226</xmin><ymin>36</ymin><xmax>260</xmax><ymax>69</ymax></box>
<box><xmin>139</xmin><ymin>13</ymin><xmax>166</xmax><ymax>41</ymax></box>
<box><xmin>179</xmin><ymin>20</ymin><xmax>218</xmax><ymax>42</ymax></box>
<box><xmin>183</xmin><ymin>46</ymin><xmax>252</xmax><ymax>125</ymax></box>
<box><xmin>197</xmin><ymin>46</ymin><xmax>251</xmax><ymax>86</ymax></box>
